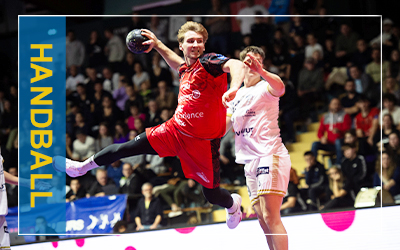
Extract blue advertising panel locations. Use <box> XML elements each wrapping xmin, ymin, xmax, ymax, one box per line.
<box><xmin>19</xmin><ymin>16</ymin><xmax>66</xmax><ymax>234</ymax></box>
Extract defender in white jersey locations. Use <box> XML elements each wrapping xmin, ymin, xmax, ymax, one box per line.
<box><xmin>1</xmin><ymin>151</ymin><xmax>16</xmax><ymax>250</ymax></box>
<box><xmin>225</xmin><ymin>46</ymin><xmax>290</xmax><ymax>250</ymax></box>
<box><xmin>0</xmin><ymin>151</ymin><xmax>50</xmax><ymax>249</ymax></box>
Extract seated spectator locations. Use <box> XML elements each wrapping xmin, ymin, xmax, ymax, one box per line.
<box><xmin>72</xmin><ymin>83</ymin><xmax>92</xmax><ymax>118</ymax></box>
<box><xmin>95</xmin><ymin>122</ymin><xmax>113</xmax><ymax>152</ymax></box>
<box><xmin>380</xmin><ymin>93</ymin><xmax>400</xmax><ymax>129</ymax></box>
<box><xmin>180</xmin><ymin>179</ymin><xmax>206</xmax><ymax>207</ymax></box>
<box><xmin>355</xmin><ymin>96</ymin><xmax>379</xmax><ymax>146</ymax></box>
<box><xmin>366</xmin><ymin>48</ymin><xmax>389</xmax><ymax>86</ymax></box>
<box><xmin>124</xmin><ymin>85</ymin><xmax>144</xmax><ymax>118</ymax></box>
<box><xmin>341</xmin><ymin>143</ymin><xmax>368</xmax><ymax>192</ymax></box>
<box><xmin>279</xmin><ymin>71</ymin><xmax>299</xmax><ymax>143</ymax></box>
<box><xmin>297</xmin><ymin>57</ymin><xmax>324</xmax><ymax>118</ymax></box>
<box><xmin>339</xmin><ymin>80</ymin><xmax>361</xmax><ymax>119</ymax></box>
<box><xmin>107</xmin><ymin>159</ymin><xmax>123</xmax><ymax>187</ymax></box>
<box><xmin>311</xmin><ymin>50</ymin><xmax>324</xmax><ymax>69</ymax></box>
<box><xmin>102</xmin><ymin>67</ymin><xmax>120</xmax><ymax>94</ymax></box>
<box><xmin>66</xmin><ymin>65</ymin><xmax>85</xmax><ymax>96</ymax></box>
<box><xmin>84</xmin><ymin>67</ymin><xmax>102</xmax><ymax>99</ymax></box>
<box><xmin>281</xmin><ymin>168</ymin><xmax>304</xmax><ymax>215</ymax></box>
<box><xmin>133</xmin><ymin>183</ymin><xmax>163</xmax><ymax>230</ymax></box>
<box><xmin>96</xmin><ymin>95</ymin><xmax>124</xmax><ymax>133</ymax></box>
<box><xmin>126</xmin><ymin>104</ymin><xmax>146</xmax><ymax>131</ymax></box>
<box><xmin>72</xmin><ymin>112</ymin><xmax>90</xmax><ymax>137</ymax></box>
<box><xmin>87</xmin><ymin>169</ymin><xmax>118</xmax><ymax>197</ymax></box>
<box><xmin>384</xmin><ymin>77</ymin><xmax>400</xmax><ymax>102</ymax></box>
<box><xmin>386</xmin><ymin>131</ymin><xmax>400</xmax><ymax>166</ymax></box>
<box><xmin>323</xmin><ymin>38</ymin><xmax>339</xmax><ymax>73</ymax></box>
<box><xmin>271</xmin><ymin>43</ymin><xmax>291</xmax><ymax>78</ymax></box>
<box><xmin>375</xmin><ymin>114</ymin><xmax>398</xmax><ymax>151</ymax></box>
<box><xmin>236</xmin><ymin>0</ymin><xmax>269</xmax><ymax>36</ymax></box>
<box><xmin>159</xmin><ymin>108</ymin><xmax>172</xmax><ymax>124</ymax></box>
<box><xmin>387</xmin><ymin>49</ymin><xmax>400</xmax><ymax>80</ymax></box>
<box><xmin>351</xmin><ymin>39</ymin><xmax>372</xmax><ymax>70</ymax></box>
<box><xmin>35</xmin><ymin>216</ymin><xmax>59</xmax><ymax>241</ymax></box>
<box><xmin>303</xmin><ymin>151</ymin><xmax>329</xmax><ymax>211</ymax></box>
<box><xmin>349</xmin><ymin>65</ymin><xmax>374</xmax><ymax>96</ymax></box>
<box><xmin>86</xmin><ymin>30</ymin><xmax>106</xmax><ymax>70</ymax></box>
<box><xmin>66</xmin><ymin>179</ymin><xmax>86</xmax><ymax>202</ymax></box>
<box><xmin>121</xmin><ymin>53</ymin><xmax>137</xmax><ymax>80</ymax></box>
<box><xmin>219</xmin><ymin>129</ymin><xmax>239</xmax><ymax>184</ymax></box>
<box><xmin>114</xmin><ymin>121</ymin><xmax>129</xmax><ymax>144</ymax></box>
<box><xmin>321</xmin><ymin>166</ymin><xmax>354</xmax><ymax>211</ymax></box>
<box><xmin>373</xmin><ymin>151</ymin><xmax>400</xmax><ymax>202</ymax></box>
<box><xmin>134</xmin><ymin>116</ymin><xmax>145</xmax><ymax>134</ymax></box>
<box><xmin>250</xmin><ymin>13</ymin><xmax>273</xmax><ymax>48</ymax></box>
<box><xmin>132</xmin><ymin>62</ymin><xmax>150</xmax><ymax>91</ymax></box>
<box><xmin>72</xmin><ymin>129</ymin><xmax>95</xmax><ymax>161</ymax></box>
<box><xmin>305</xmin><ymin>33</ymin><xmax>323</xmax><ymax>60</ymax></box>
<box><xmin>113</xmin><ymin>75</ymin><xmax>129</xmax><ymax>111</ymax></box>
<box><xmin>311</xmin><ymin>98</ymin><xmax>352</xmax><ymax>164</ymax></box>
<box><xmin>113</xmin><ymin>220</ymin><xmax>129</xmax><ymax>233</ymax></box>
<box><xmin>155</xmin><ymin>80</ymin><xmax>177</xmax><ymax>111</ymax></box>
<box><xmin>139</xmin><ymin>80</ymin><xmax>154</xmax><ymax>109</ymax></box>
<box><xmin>91</xmin><ymin>81</ymin><xmax>113</xmax><ymax>115</ymax></box>
<box><xmin>145</xmin><ymin>99</ymin><xmax>161</xmax><ymax>127</ymax></box>
<box><xmin>104</xmin><ymin>28</ymin><xmax>125</xmax><ymax>72</ymax></box>
<box><xmin>119</xmin><ymin>163</ymin><xmax>144</xmax><ymax>203</ymax></box>
<box><xmin>289</xmin><ymin>16</ymin><xmax>311</xmax><ymax>39</ymax></box>
<box><xmin>288</xmin><ymin>35</ymin><xmax>305</xmax><ymax>86</ymax></box>
<box><xmin>149</xmin><ymin>53</ymin><xmax>172</xmax><ymax>88</ymax></box>
<box><xmin>335</xmin><ymin>24</ymin><xmax>359</xmax><ymax>66</ymax></box>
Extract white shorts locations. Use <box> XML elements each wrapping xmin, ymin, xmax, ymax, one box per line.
<box><xmin>244</xmin><ymin>154</ymin><xmax>291</xmax><ymax>206</ymax></box>
<box><xmin>0</xmin><ymin>216</ymin><xmax>10</xmax><ymax>250</ymax></box>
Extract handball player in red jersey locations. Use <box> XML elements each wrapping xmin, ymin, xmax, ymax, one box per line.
<box><xmin>54</xmin><ymin>21</ymin><xmax>246</xmax><ymax>229</ymax></box>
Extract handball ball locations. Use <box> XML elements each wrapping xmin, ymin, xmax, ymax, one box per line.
<box><xmin>126</xmin><ymin>29</ymin><xmax>149</xmax><ymax>54</ymax></box>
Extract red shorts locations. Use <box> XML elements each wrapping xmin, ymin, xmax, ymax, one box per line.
<box><xmin>146</xmin><ymin>119</ymin><xmax>221</xmax><ymax>189</ymax></box>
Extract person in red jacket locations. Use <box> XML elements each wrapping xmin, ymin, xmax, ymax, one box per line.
<box><xmin>311</xmin><ymin>98</ymin><xmax>352</xmax><ymax>164</ymax></box>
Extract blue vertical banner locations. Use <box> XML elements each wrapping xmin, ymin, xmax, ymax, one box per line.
<box><xmin>19</xmin><ymin>16</ymin><xmax>66</xmax><ymax>234</ymax></box>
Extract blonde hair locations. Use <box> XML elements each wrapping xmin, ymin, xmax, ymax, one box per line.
<box><xmin>177</xmin><ymin>21</ymin><xmax>208</xmax><ymax>43</ymax></box>
<box><xmin>239</xmin><ymin>46</ymin><xmax>266</xmax><ymax>61</ymax></box>
<box><xmin>328</xmin><ymin>166</ymin><xmax>344</xmax><ymax>191</ymax></box>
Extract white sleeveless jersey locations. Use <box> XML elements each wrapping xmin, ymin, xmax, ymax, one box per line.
<box><xmin>227</xmin><ymin>80</ymin><xmax>288</xmax><ymax>164</ymax></box>
<box><xmin>0</xmin><ymin>151</ymin><xmax>8</xmax><ymax>216</ymax></box>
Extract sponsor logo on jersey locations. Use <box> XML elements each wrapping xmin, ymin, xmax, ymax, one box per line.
<box><xmin>178</xmin><ymin>89</ymin><xmax>202</xmax><ymax>103</ymax></box>
<box><xmin>216</xmin><ymin>54</ymin><xmax>228</xmax><ymax>60</ymax></box>
<box><xmin>4</xmin><ymin>226</ymin><xmax>8</xmax><ymax>233</ymax></box>
<box><xmin>256</xmin><ymin>166</ymin><xmax>269</xmax><ymax>177</ymax></box>
<box><xmin>244</xmin><ymin>109</ymin><xmax>256</xmax><ymax>117</ymax></box>
<box><xmin>176</xmin><ymin>112</ymin><xmax>204</xmax><ymax>120</ymax></box>
<box><xmin>196</xmin><ymin>172</ymin><xmax>210</xmax><ymax>183</ymax></box>
<box><xmin>235</xmin><ymin>127</ymin><xmax>254</xmax><ymax>136</ymax></box>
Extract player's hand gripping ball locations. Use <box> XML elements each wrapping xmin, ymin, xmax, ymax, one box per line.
<box><xmin>126</xmin><ymin>29</ymin><xmax>149</xmax><ymax>54</ymax></box>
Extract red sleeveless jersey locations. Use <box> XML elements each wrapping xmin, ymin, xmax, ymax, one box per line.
<box><xmin>171</xmin><ymin>53</ymin><xmax>229</xmax><ymax>139</ymax></box>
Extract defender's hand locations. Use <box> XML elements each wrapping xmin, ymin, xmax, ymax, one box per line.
<box><xmin>222</xmin><ymin>87</ymin><xmax>238</xmax><ymax>108</ymax></box>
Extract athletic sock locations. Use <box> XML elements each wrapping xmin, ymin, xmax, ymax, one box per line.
<box><xmin>81</xmin><ymin>155</ymin><xmax>99</xmax><ymax>172</ymax></box>
<box><xmin>227</xmin><ymin>196</ymin><xmax>237</xmax><ymax>213</ymax></box>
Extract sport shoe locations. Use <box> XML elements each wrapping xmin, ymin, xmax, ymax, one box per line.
<box><xmin>226</xmin><ymin>193</ymin><xmax>242</xmax><ymax>229</ymax></box>
<box><xmin>53</xmin><ymin>156</ymin><xmax>87</xmax><ymax>177</ymax></box>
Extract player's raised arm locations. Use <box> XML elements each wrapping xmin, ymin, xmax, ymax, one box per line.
<box><xmin>244</xmin><ymin>53</ymin><xmax>285</xmax><ymax>97</ymax></box>
<box><xmin>141</xmin><ymin>29</ymin><xmax>184</xmax><ymax>71</ymax></box>
<box><xmin>221</xmin><ymin>59</ymin><xmax>246</xmax><ymax>107</ymax></box>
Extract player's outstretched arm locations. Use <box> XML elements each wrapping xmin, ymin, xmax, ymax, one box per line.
<box><xmin>244</xmin><ymin>53</ymin><xmax>285</xmax><ymax>97</ymax></box>
<box><xmin>221</xmin><ymin>59</ymin><xmax>246</xmax><ymax>107</ymax></box>
<box><xmin>4</xmin><ymin>171</ymin><xmax>18</xmax><ymax>185</ymax></box>
<box><xmin>141</xmin><ymin>29</ymin><xmax>184</xmax><ymax>71</ymax></box>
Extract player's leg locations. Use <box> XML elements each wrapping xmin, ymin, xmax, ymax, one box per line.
<box><xmin>259</xmin><ymin>194</ymin><xmax>288</xmax><ymax>250</ymax></box>
<box><xmin>54</xmin><ymin>132</ymin><xmax>157</xmax><ymax>177</ymax></box>
<box><xmin>253</xmin><ymin>202</ymin><xmax>274</xmax><ymax>250</ymax></box>
<box><xmin>0</xmin><ymin>216</ymin><xmax>11</xmax><ymax>250</ymax></box>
